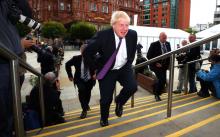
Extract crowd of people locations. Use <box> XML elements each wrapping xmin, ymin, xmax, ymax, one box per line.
<box><xmin>1</xmin><ymin>0</ymin><xmax>220</xmax><ymax>135</ymax></box>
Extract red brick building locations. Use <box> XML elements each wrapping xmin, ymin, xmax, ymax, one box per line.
<box><xmin>141</xmin><ymin>0</ymin><xmax>190</xmax><ymax>30</ymax></box>
<box><xmin>29</xmin><ymin>0</ymin><xmax>141</xmax><ymax>29</ymax></box>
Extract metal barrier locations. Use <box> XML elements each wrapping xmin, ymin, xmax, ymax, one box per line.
<box><xmin>175</xmin><ymin>57</ymin><xmax>211</xmax><ymax>95</ymax></box>
<box><xmin>133</xmin><ymin>32</ymin><xmax>220</xmax><ymax>118</ymax></box>
<box><xmin>0</xmin><ymin>42</ymin><xmax>45</xmax><ymax>137</ymax></box>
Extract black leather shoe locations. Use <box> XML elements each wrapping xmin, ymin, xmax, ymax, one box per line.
<box><xmin>100</xmin><ymin>119</ymin><xmax>109</xmax><ymax>127</ymax></box>
<box><xmin>197</xmin><ymin>92</ymin><xmax>210</xmax><ymax>98</ymax></box>
<box><xmin>115</xmin><ymin>102</ymin><xmax>123</xmax><ymax>117</ymax></box>
<box><xmin>80</xmin><ymin>111</ymin><xmax>87</xmax><ymax>119</ymax></box>
<box><xmin>155</xmin><ymin>95</ymin><xmax>162</xmax><ymax>102</ymax></box>
<box><xmin>173</xmin><ymin>90</ymin><xmax>181</xmax><ymax>94</ymax></box>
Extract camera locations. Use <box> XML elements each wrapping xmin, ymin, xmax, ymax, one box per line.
<box><xmin>19</xmin><ymin>14</ymin><xmax>41</xmax><ymax>30</ymax></box>
<box><xmin>7</xmin><ymin>0</ymin><xmax>41</xmax><ymax>30</ymax></box>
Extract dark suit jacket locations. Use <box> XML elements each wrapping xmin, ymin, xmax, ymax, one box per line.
<box><xmin>185</xmin><ymin>45</ymin><xmax>201</xmax><ymax>62</ymax></box>
<box><xmin>65</xmin><ymin>55</ymin><xmax>95</xmax><ymax>85</ymax></box>
<box><xmin>83</xmin><ymin>28</ymin><xmax>137</xmax><ymax>73</ymax></box>
<box><xmin>147</xmin><ymin>40</ymin><xmax>171</xmax><ymax>71</ymax></box>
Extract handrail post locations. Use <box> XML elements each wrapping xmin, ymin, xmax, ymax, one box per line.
<box><xmin>39</xmin><ymin>76</ymin><xmax>45</xmax><ymax>127</ymax></box>
<box><xmin>184</xmin><ymin>64</ymin><xmax>189</xmax><ymax>94</ymax></box>
<box><xmin>114</xmin><ymin>84</ymin><xmax>117</xmax><ymax>104</ymax></box>
<box><xmin>10</xmin><ymin>59</ymin><xmax>25</xmax><ymax>137</ymax></box>
<box><xmin>131</xmin><ymin>68</ymin><xmax>135</xmax><ymax>108</ymax></box>
<box><xmin>167</xmin><ymin>54</ymin><xmax>175</xmax><ymax>117</ymax></box>
<box><xmin>131</xmin><ymin>95</ymin><xmax>134</xmax><ymax>108</ymax></box>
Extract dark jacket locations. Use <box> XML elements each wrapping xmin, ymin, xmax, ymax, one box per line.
<box><xmin>37</xmin><ymin>48</ymin><xmax>55</xmax><ymax>75</ymax></box>
<box><xmin>147</xmin><ymin>40</ymin><xmax>171</xmax><ymax>71</ymax></box>
<box><xmin>28</xmin><ymin>84</ymin><xmax>64</xmax><ymax>126</ymax></box>
<box><xmin>184</xmin><ymin>45</ymin><xmax>201</xmax><ymax>62</ymax></box>
<box><xmin>65</xmin><ymin>55</ymin><xmax>95</xmax><ymax>85</ymax></box>
<box><xmin>82</xmin><ymin>28</ymin><xmax>137</xmax><ymax>73</ymax></box>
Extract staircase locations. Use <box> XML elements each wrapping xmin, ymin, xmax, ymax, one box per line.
<box><xmin>26</xmin><ymin>93</ymin><xmax>220</xmax><ymax>137</ymax></box>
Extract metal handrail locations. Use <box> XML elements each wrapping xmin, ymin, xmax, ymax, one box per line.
<box><xmin>133</xmin><ymin>32</ymin><xmax>220</xmax><ymax>118</ymax></box>
<box><xmin>175</xmin><ymin>57</ymin><xmax>209</xmax><ymax>68</ymax></box>
<box><xmin>0</xmin><ymin>42</ymin><xmax>45</xmax><ymax>137</ymax></box>
<box><xmin>134</xmin><ymin>32</ymin><xmax>220</xmax><ymax>70</ymax></box>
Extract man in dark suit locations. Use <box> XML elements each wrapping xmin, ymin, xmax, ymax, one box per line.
<box><xmin>184</xmin><ymin>34</ymin><xmax>201</xmax><ymax>93</ymax></box>
<box><xmin>65</xmin><ymin>45</ymin><xmax>96</xmax><ymax>119</ymax></box>
<box><xmin>83</xmin><ymin>11</ymin><xmax>137</xmax><ymax>127</ymax></box>
<box><xmin>147</xmin><ymin>32</ymin><xmax>171</xmax><ymax>101</ymax></box>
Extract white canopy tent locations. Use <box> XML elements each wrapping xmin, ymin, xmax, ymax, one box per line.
<box><xmin>129</xmin><ymin>26</ymin><xmax>190</xmax><ymax>53</ymax></box>
<box><xmin>196</xmin><ymin>24</ymin><xmax>220</xmax><ymax>50</ymax></box>
<box><xmin>196</xmin><ymin>24</ymin><xmax>220</xmax><ymax>38</ymax></box>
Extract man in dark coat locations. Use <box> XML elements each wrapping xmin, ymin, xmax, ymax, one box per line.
<box><xmin>28</xmin><ymin>72</ymin><xmax>65</xmax><ymax>126</ymax></box>
<box><xmin>83</xmin><ymin>11</ymin><xmax>137</xmax><ymax>127</ymax></box>
<box><xmin>185</xmin><ymin>34</ymin><xmax>201</xmax><ymax>93</ymax></box>
<box><xmin>147</xmin><ymin>32</ymin><xmax>171</xmax><ymax>101</ymax></box>
<box><xmin>0</xmin><ymin>0</ymin><xmax>32</xmax><ymax>136</ymax></box>
<box><xmin>65</xmin><ymin>45</ymin><xmax>96</xmax><ymax>119</ymax></box>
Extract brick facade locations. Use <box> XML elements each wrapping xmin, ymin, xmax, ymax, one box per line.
<box><xmin>141</xmin><ymin>0</ymin><xmax>190</xmax><ymax>30</ymax></box>
<box><xmin>29</xmin><ymin>0</ymin><xmax>141</xmax><ymax>29</ymax></box>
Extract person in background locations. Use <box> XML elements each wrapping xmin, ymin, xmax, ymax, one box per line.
<box><xmin>196</xmin><ymin>49</ymin><xmax>220</xmax><ymax>98</ymax></box>
<box><xmin>65</xmin><ymin>44</ymin><xmax>96</xmax><ymax>119</ymax></box>
<box><xmin>196</xmin><ymin>53</ymin><xmax>220</xmax><ymax>99</ymax></box>
<box><xmin>147</xmin><ymin>32</ymin><xmax>171</xmax><ymax>101</ymax></box>
<box><xmin>37</xmin><ymin>45</ymin><xmax>56</xmax><ymax>75</ymax></box>
<box><xmin>83</xmin><ymin>11</ymin><xmax>137</xmax><ymax>127</ymax></box>
<box><xmin>184</xmin><ymin>34</ymin><xmax>201</xmax><ymax>93</ymax></box>
<box><xmin>0</xmin><ymin>0</ymin><xmax>32</xmax><ymax>136</ymax></box>
<box><xmin>173</xmin><ymin>40</ymin><xmax>188</xmax><ymax>94</ymax></box>
<box><xmin>28</xmin><ymin>72</ymin><xmax>65</xmax><ymax>126</ymax></box>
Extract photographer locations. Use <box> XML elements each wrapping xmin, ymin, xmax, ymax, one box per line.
<box><xmin>196</xmin><ymin>49</ymin><xmax>220</xmax><ymax>98</ymax></box>
<box><xmin>0</xmin><ymin>0</ymin><xmax>33</xmax><ymax>136</ymax></box>
<box><xmin>36</xmin><ymin>44</ymin><xmax>56</xmax><ymax>75</ymax></box>
<box><xmin>173</xmin><ymin>40</ymin><xmax>188</xmax><ymax>94</ymax></box>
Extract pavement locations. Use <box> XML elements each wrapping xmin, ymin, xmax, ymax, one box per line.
<box><xmin>20</xmin><ymin>50</ymin><xmax>210</xmax><ymax>113</ymax></box>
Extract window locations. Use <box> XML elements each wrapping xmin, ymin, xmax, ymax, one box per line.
<box><xmin>144</xmin><ymin>15</ymin><xmax>150</xmax><ymax>19</ymax></box>
<box><xmin>154</xmin><ymin>4</ymin><xmax>158</xmax><ymax>8</ymax></box>
<box><xmin>60</xmin><ymin>2</ymin><xmax>64</xmax><ymax>10</ymax></box>
<box><xmin>90</xmin><ymin>2</ymin><xmax>97</xmax><ymax>11</ymax></box>
<box><xmin>74</xmin><ymin>0</ymin><xmax>80</xmax><ymax>8</ymax></box>
<box><xmin>67</xmin><ymin>4</ymin><xmax>71</xmax><ymax>11</ymax></box>
<box><xmin>128</xmin><ymin>0</ymin><xmax>132</xmax><ymax>7</ymax></box>
<box><xmin>154</xmin><ymin>0</ymin><xmax>158</xmax><ymax>3</ymax></box>
<box><xmin>48</xmin><ymin>5</ymin><xmax>51</xmax><ymax>11</ymax></box>
<box><xmin>125</xmin><ymin>1</ymin><xmax>128</xmax><ymax>7</ymax></box>
<box><xmin>162</xmin><ymin>2</ymin><xmax>168</xmax><ymax>6</ymax></box>
<box><xmin>102</xmin><ymin>4</ymin><xmax>108</xmax><ymax>13</ymax></box>
<box><xmin>161</xmin><ymin>19</ymin><xmax>167</xmax><ymax>27</ymax></box>
<box><xmin>144</xmin><ymin>0</ymin><xmax>150</xmax><ymax>4</ymax></box>
<box><xmin>143</xmin><ymin>20</ymin><xmax>150</xmax><ymax>25</ymax></box>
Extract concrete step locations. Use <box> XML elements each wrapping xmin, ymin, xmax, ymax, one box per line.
<box><xmin>26</xmin><ymin>93</ymin><xmax>220</xmax><ymax>137</ymax></box>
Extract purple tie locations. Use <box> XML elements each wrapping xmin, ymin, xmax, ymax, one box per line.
<box><xmin>96</xmin><ymin>38</ymin><xmax>122</xmax><ymax>80</ymax></box>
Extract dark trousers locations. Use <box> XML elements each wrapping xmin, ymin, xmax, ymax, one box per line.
<box><xmin>152</xmin><ymin>69</ymin><xmax>167</xmax><ymax>96</ymax></box>
<box><xmin>76</xmin><ymin>80</ymin><xmax>94</xmax><ymax>111</ymax></box>
<box><xmin>98</xmin><ymin>64</ymin><xmax>137</xmax><ymax>120</ymax></box>
<box><xmin>197</xmin><ymin>77</ymin><xmax>216</xmax><ymax>96</ymax></box>
<box><xmin>188</xmin><ymin>63</ymin><xmax>197</xmax><ymax>92</ymax></box>
<box><xmin>0</xmin><ymin>64</ymin><xmax>13</xmax><ymax>137</ymax></box>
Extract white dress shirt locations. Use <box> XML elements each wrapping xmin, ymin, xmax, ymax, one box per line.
<box><xmin>80</xmin><ymin>58</ymin><xmax>91</xmax><ymax>81</ymax></box>
<box><xmin>112</xmin><ymin>33</ymin><xmax>127</xmax><ymax>70</ymax></box>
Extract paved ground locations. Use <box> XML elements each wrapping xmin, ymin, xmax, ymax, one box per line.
<box><xmin>20</xmin><ymin>50</ymin><xmax>210</xmax><ymax>113</ymax></box>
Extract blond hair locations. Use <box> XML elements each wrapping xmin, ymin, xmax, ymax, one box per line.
<box><xmin>110</xmin><ymin>11</ymin><xmax>130</xmax><ymax>26</ymax></box>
